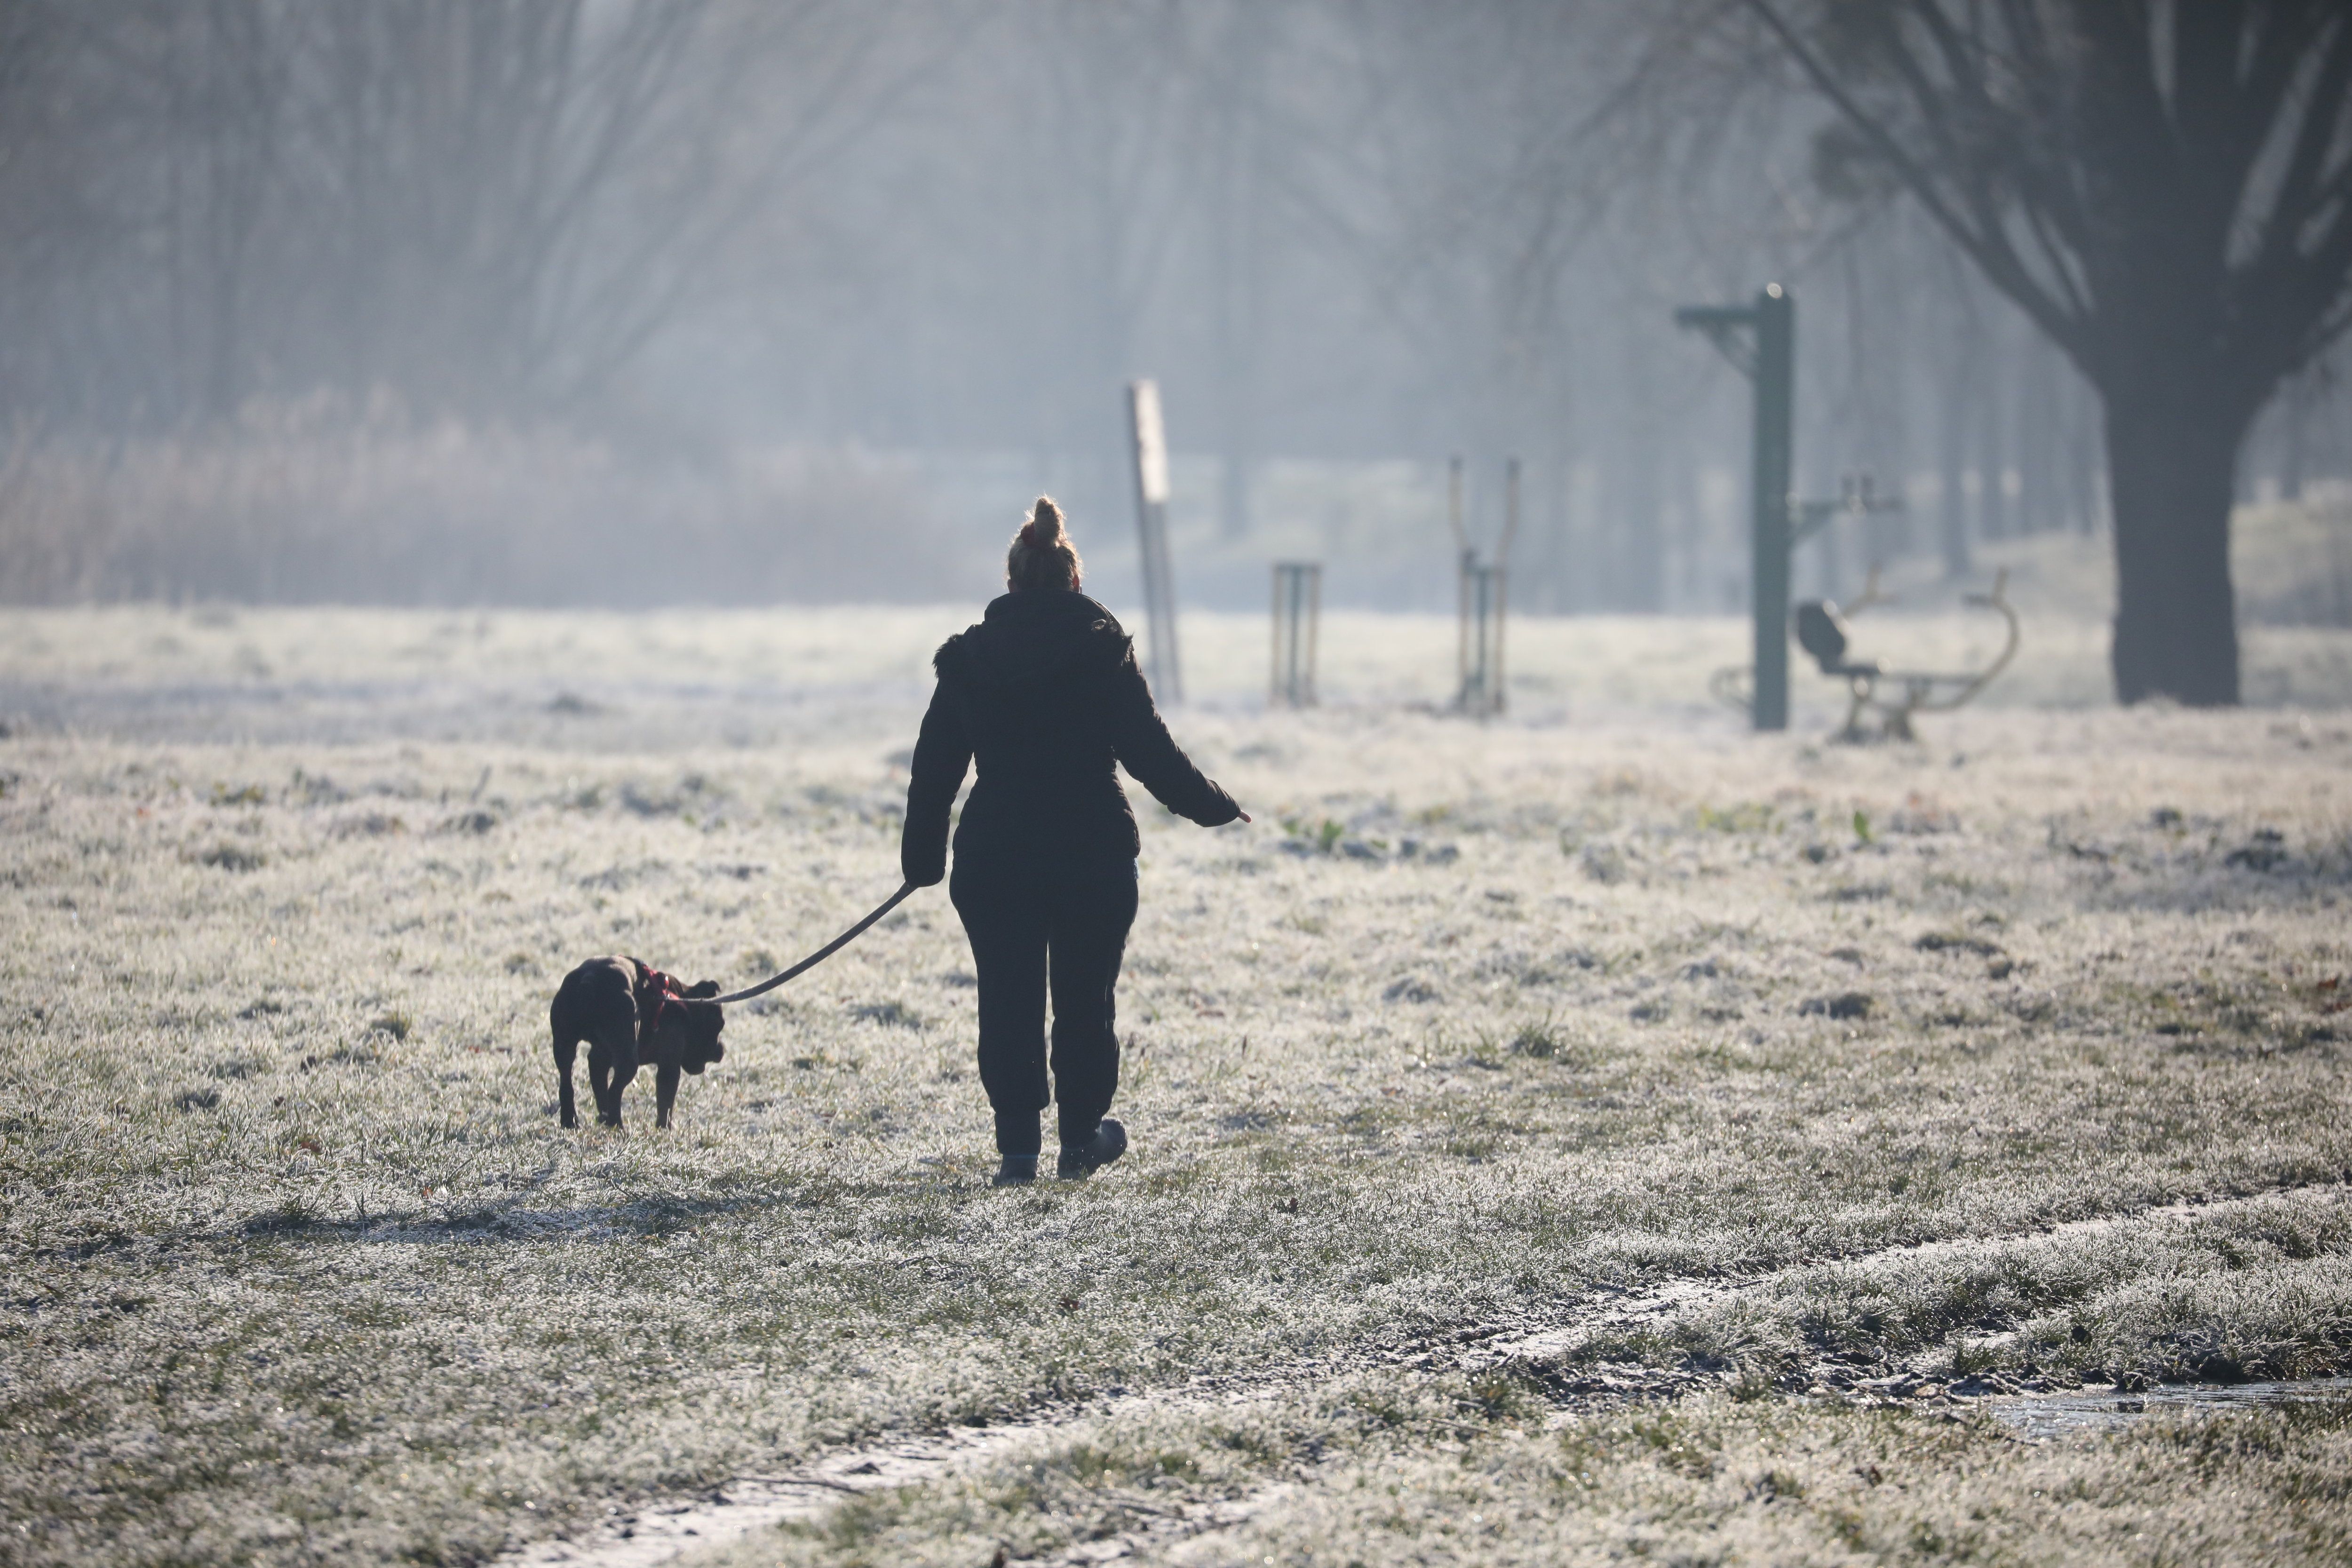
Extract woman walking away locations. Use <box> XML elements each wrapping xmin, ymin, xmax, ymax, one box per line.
<box><xmin>902</xmin><ymin>496</ymin><xmax>1247</xmax><ymax>1186</ymax></box>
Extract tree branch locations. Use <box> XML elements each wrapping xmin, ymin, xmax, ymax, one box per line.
<box><xmin>1740</xmin><ymin>0</ymin><xmax>2092</xmax><ymax>366</ymax></box>
<box><xmin>2250</xmin><ymin>12</ymin><xmax>2352</xmax><ymax>271</ymax></box>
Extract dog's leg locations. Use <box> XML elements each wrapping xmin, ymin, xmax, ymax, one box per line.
<box><xmin>554</xmin><ymin>1034</ymin><xmax>581</xmax><ymax>1129</ymax></box>
<box><xmin>654</xmin><ymin>1062</ymin><xmax>682</xmax><ymax>1129</ymax></box>
<box><xmin>591</xmin><ymin>1019</ymin><xmax>640</xmax><ymax>1127</ymax></box>
<box><xmin>587</xmin><ymin>1045</ymin><xmax>612</xmax><ymax>1125</ymax></box>
<box><xmin>588</xmin><ymin>1042</ymin><xmax>623</xmax><ymax>1128</ymax></box>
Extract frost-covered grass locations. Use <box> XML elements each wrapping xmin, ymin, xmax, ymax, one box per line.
<box><xmin>3</xmin><ymin>605</ymin><xmax>2352</xmax><ymax>1565</ymax></box>
<box><xmin>699</xmin><ymin>1382</ymin><xmax>2352</xmax><ymax>1568</ymax></box>
<box><xmin>4</xmin><ymin>595</ymin><xmax>2348</xmax><ymax>724</ymax></box>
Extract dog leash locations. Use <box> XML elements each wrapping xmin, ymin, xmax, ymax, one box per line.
<box><xmin>705</xmin><ymin>881</ymin><xmax>919</xmax><ymax>1006</ymax></box>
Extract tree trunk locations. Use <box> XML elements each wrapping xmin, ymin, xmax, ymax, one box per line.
<box><xmin>1937</xmin><ymin>312</ymin><xmax>1976</xmax><ymax>578</ymax></box>
<box><xmin>2104</xmin><ymin>388</ymin><xmax>2246</xmax><ymax>705</ymax></box>
<box><xmin>1976</xmin><ymin>342</ymin><xmax>2010</xmax><ymax>541</ymax></box>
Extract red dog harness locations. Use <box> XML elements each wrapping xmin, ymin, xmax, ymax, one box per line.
<box><xmin>632</xmin><ymin>959</ymin><xmax>684</xmax><ymax>1038</ymax></box>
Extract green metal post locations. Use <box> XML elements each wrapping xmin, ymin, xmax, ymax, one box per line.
<box><xmin>1750</xmin><ymin>285</ymin><xmax>1795</xmax><ymax>732</ymax></box>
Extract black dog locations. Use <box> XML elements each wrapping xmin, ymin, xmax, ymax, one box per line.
<box><xmin>549</xmin><ymin>956</ymin><xmax>724</xmax><ymax>1129</ymax></box>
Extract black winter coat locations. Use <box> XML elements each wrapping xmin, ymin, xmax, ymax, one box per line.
<box><xmin>900</xmin><ymin>589</ymin><xmax>1239</xmax><ymax>884</ymax></box>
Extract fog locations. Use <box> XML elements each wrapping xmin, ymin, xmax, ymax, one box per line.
<box><xmin>1</xmin><ymin>0</ymin><xmax>2346</xmax><ymax>615</ymax></box>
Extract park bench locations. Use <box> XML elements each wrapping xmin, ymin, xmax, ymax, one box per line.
<box><xmin>1793</xmin><ymin>568</ymin><xmax>2021</xmax><ymax>741</ymax></box>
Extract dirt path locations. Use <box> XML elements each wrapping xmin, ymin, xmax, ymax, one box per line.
<box><xmin>500</xmin><ymin>1181</ymin><xmax>2347</xmax><ymax>1568</ymax></box>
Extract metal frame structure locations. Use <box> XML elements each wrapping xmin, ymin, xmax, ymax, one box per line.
<box><xmin>1449</xmin><ymin>454</ymin><xmax>1518</xmax><ymax>717</ymax></box>
<box><xmin>1270</xmin><ymin>561</ymin><xmax>1320</xmax><ymax>707</ymax></box>
<box><xmin>1677</xmin><ymin>287</ymin><xmax>1903</xmax><ymax>732</ymax></box>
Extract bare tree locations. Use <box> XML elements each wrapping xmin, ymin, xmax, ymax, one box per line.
<box><xmin>152</xmin><ymin>0</ymin><xmax>287</xmax><ymax>423</ymax></box>
<box><xmin>279</xmin><ymin>0</ymin><xmax>779</xmax><ymax>418</ymax></box>
<box><xmin>0</xmin><ymin>0</ymin><xmax>907</xmax><ymax>429</ymax></box>
<box><xmin>1748</xmin><ymin>0</ymin><xmax>2352</xmax><ymax>704</ymax></box>
<box><xmin>1028</xmin><ymin>0</ymin><xmax>1193</xmax><ymax>457</ymax></box>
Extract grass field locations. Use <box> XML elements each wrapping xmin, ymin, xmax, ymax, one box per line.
<box><xmin>4</xmin><ymin>602</ymin><xmax>2352</xmax><ymax>1566</ymax></box>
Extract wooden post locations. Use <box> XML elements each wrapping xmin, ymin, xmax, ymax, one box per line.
<box><xmin>1271</xmin><ymin>562</ymin><xmax>1320</xmax><ymax>707</ymax></box>
<box><xmin>1461</xmin><ymin>563</ymin><xmax>1507</xmax><ymax>717</ymax></box>
<box><xmin>1127</xmin><ymin>379</ymin><xmax>1182</xmax><ymax>703</ymax></box>
<box><xmin>1448</xmin><ymin>455</ymin><xmax>1470</xmax><ymax>705</ymax></box>
<box><xmin>1449</xmin><ymin>455</ymin><xmax>1514</xmax><ymax>717</ymax></box>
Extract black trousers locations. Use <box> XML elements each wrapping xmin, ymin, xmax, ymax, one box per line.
<box><xmin>949</xmin><ymin>851</ymin><xmax>1139</xmax><ymax>1156</ymax></box>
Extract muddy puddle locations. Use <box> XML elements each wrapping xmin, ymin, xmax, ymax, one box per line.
<box><xmin>1988</xmin><ymin>1377</ymin><xmax>2352</xmax><ymax>1441</ymax></box>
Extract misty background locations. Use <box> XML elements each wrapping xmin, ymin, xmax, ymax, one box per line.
<box><xmin>1</xmin><ymin>0</ymin><xmax>2347</xmax><ymax>621</ymax></box>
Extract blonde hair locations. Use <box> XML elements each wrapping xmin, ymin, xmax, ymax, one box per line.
<box><xmin>1006</xmin><ymin>495</ymin><xmax>1082</xmax><ymax>591</ymax></box>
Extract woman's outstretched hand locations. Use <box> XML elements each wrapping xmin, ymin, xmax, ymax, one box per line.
<box><xmin>1238</xmin><ymin>811</ymin><xmax>1252</xmax><ymax>823</ymax></box>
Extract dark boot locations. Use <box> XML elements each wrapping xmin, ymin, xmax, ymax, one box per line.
<box><xmin>1056</xmin><ymin>1116</ymin><xmax>1127</xmax><ymax>1180</ymax></box>
<box><xmin>993</xmin><ymin>1107</ymin><xmax>1041</xmax><ymax>1187</ymax></box>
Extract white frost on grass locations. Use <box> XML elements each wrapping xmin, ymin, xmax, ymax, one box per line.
<box><xmin>2</xmin><ymin>606</ymin><xmax>2350</xmax><ymax>1566</ymax></box>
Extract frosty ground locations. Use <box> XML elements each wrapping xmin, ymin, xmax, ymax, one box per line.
<box><xmin>3</xmin><ymin>602</ymin><xmax>2351</xmax><ymax>1567</ymax></box>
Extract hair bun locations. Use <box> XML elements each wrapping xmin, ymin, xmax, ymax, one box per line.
<box><xmin>1029</xmin><ymin>496</ymin><xmax>1064</xmax><ymax>546</ymax></box>
<box><xmin>1006</xmin><ymin>493</ymin><xmax>1081</xmax><ymax>590</ymax></box>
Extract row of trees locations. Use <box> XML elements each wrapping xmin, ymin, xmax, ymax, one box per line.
<box><xmin>0</xmin><ymin>0</ymin><xmax>904</xmax><ymax>430</ymax></box>
<box><xmin>1</xmin><ymin>1</ymin><xmax>2347</xmax><ymax>702</ymax></box>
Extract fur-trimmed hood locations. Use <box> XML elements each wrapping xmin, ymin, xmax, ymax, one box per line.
<box><xmin>932</xmin><ymin>589</ymin><xmax>1128</xmax><ymax>691</ymax></box>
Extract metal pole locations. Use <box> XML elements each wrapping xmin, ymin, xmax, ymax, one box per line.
<box><xmin>1304</xmin><ymin>562</ymin><xmax>1319</xmax><ymax>706</ymax></box>
<box><xmin>1270</xmin><ymin>563</ymin><xmax>1283</xmax><ymax>705</ymax></box>
<box><xmin>1289</xmin><ymin>567</ymin><xmax>1303</xmax><ymax>703</ymax></box>
<box><xmin>1500</xmin><ymin>455</ymin><xmax>1521</xmax><ymax>564</ymax></box>
<box><xmin>1751</xmin><ymin>285</ymin><xmax>1795</xmax><ymax>732</ymax></box>
<box><xmin>1473</xmin><ymin>568</ymin><xmax>1494</xmax><ymax>715</ymax></box>
<box><xmin>1270</xmin><ymin>562</ymin><xmax>1321</xmax><ymax>708</ymax></box>
<box><xmin>1495</xmin><ymin>455</ymin><xmax>1517</xmax><ymax>717</ymax></box>
<box><xmin>1492</xmin><ymin>564</ymin><xmax>1508</xmax><ymax>716</ymax></box>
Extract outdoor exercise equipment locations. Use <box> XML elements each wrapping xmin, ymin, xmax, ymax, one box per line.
<box><xmin>1676</xmin><ymin>286</ymin><xmax>1903</xmax><ymax>731</ymax></box>
<box><xmin>1676</xmin><ymin>287</ymin><xmax>1793</xmax><ymax>729</ymax></box>
<box><xmin>1449</xmin><ymin>454</ymin><xmax>1517</xmax><ymax>717</ymax></box>
<box><xmin>1795</xmin><ymin>567</ymin><xmax>2021</xmax><ymax>742</ymax></box>
<box><xmin>1127</xmin><ymin>378</ymin><xmax>1182</xmax><ymax>703</ymax></box>
<box><xmin>1271</xmin><ymin>560</ymin><xmax>1320</xmax><ymax>707</ymax></box>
